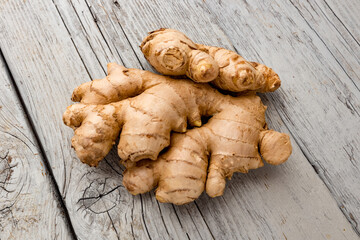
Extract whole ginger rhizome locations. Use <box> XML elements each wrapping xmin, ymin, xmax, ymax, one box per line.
<box><xmin>63</xmin><ymin>29</ymin><xmax>292</xmax><ymax>205</ymax></box>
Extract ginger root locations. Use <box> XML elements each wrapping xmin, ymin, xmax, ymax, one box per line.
<box><xmin>64</xmin><ymin>63</ymin><xmax>216</xmax><ymax>166</ymax></box>
<box><xmin>141</xmin><ymin>28</ymin><xmax>281</xmax><ymax>92</ymax></box>
<box><xmin>63</xmin><ymin>63</ymin><xmax>283</xmax><ymax>167</ymax></box>
<box><xmin>123</xmin><ymin>94</ymin><xmax>292</xmax><ymax>204</ymax></box>
<box><xmin>63</xmin><ymin>63</ymin><xmax>292</xmax><ymax>204</ymax></box>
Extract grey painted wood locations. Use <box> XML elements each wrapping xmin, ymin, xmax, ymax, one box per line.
<box><xmin>0</xmin><ymin>0</ymin><xmax>359</xmax><ymax>239</ymax></box>
<box><xmin>0</xmin><ymin>55</ymin><xmax>72</xmax><ymax>238</ymax></box>
<box><xmin>197</xmin><ymin>0</ymin><xmax>360</xmax><ymax>234</ymax></box>
<box><xmin>323</xmin><ymin>0</ymin><xmax>360</xmax><ymax>42</ymax></box>
<box><xmin>288</xmin><ymin>0</ymin><xmax>359</xmax><ymax>87</ymax></box>
<box><xmin>0</xmin><ymin>1</ymin><xmax>145</xmax><ymax>239</ymax></box>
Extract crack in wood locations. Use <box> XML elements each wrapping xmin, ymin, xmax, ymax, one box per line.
<box><xmin>0</xmin><ymin>156</ymin><xmax>17</xmax><ymax>194</ymax></box>
<box><xmin>2</xmin><ymin>0</ymin><xmax>360</xmax><ymax>238</ymax></box>
<box><xmin>130</xmin><ymin>197</ymin><xmax>135</xmax><ymax>239</ymax></box>
<box><xmin>322</xmin><ymin>0</ymin><xmax>360</xmax><ymax>47</ymax></box>
<box><xmin>78</xmin><ymin>178</ymin><xmax>122</xmax><ymax>214</ymax></box>
<box><xmin>51</xmin><ymin>0</ymin><xmax>93</xmax><ymax>79</ymax></box>
<box><xmin>67</xmin><ymin>0</ymin><xmax>106</xmax><ymax>75</ymax></box>
<box><xmin>193</xmin><ymin>201</ymin><xmax>215</xmax><ymax>239</ymax></box>
<box><xmin>140</xmin><ymin>195</ymin><xmax>152</xmax><ymax>240</ymax></box>
<box><xmin>155</xmin><ymin>200</ymin><xmax>170</xmax><ymax>236</ymax></box>
<box><xmin>288</xmin><ymin>0</ymin><xmax>360</xmax><ymax>92</ymax></box>
<box><xmin>0</xmin><ymin>49</ymin><xmax>78</xmax><ymax>239</ymax></box>
<box><xmin>107</xmin><ymin>211</ymin><xmax>120</xmax><ymax>240</ymax></box>
<box><xmin>110</xmin><ymin>6</ymin><xmax>145</xmax><ymax>70</ymax></box>
<box><xmin>84</xmin><ymin>0</ymin><xmax>126</xmax><ymax>66</ymax></box>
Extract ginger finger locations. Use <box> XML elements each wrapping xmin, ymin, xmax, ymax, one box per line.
<box><xmin>63</xmin><ymin>103</ymin><xmax>121</xmax><ymax>166</ymax></box>
<box><xmin>259</xmin><ymin>130</ymin><xmax>292</xmax><ymax>165</ymax></box>
<box><xmin>64</xmin><ymin>63</ymin><xmax>233</xmax><ymax>166</ymax></box>
<box><xmin>141</xmin><ymin>28</ymin><xmax>280</xmax><ymax>92</ymax></box>
<box><xmin>123</xmin><ymin>94</ymin><xmax>292</xmax><ymax>204</ymax></box>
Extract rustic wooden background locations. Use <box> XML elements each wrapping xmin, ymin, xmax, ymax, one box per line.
<box><xmin>0</xmin><ymin>0</ymin><xmax>359</xmax><ymax>239</ymax></box>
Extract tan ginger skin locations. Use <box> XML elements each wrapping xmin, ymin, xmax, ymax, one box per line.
<box><xmin>141</xmin><ymin>28</ymin><xmax>281</xmax><ymax>92</ymax></box>
<box><xmin>63</xmin><ymin>63</ymin><xmax>292</xmax><ymax>204</ymax></box>
<box><xmin>123</xmin><ymin>98</ymin><xmax>292</xmax><ymax>204</ymax></box>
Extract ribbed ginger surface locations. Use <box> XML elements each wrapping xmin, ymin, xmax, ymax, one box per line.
<box><xmin>64</xmin><ymin>63</ymin><xmax>226</xmax><ymax>167</ymax></box>
<box><xmin>123</xmin><ymin>95</ymin><xmax>292</xmax><ymax>204</ymax></box>
<box><xmin>63</xmin><ymin>63</ymin><xmax>292</xmax><ymax>204</ymax></box>
<box><xmin>141</xmin><ymin>28</ymin><xmax>281</xmax><ymax>92</ymax></box>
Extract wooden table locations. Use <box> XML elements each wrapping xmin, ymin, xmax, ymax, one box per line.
<box><xmin>0</xmin><ymin>1</ymin><xmax>359</xmax><ymax>239</ymax></box>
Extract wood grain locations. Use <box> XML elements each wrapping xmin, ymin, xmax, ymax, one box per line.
<box><xmin>0</xmin><ymin>54</ymin><xmax>72</xmax><ymax>239</ymax></box>
<box><xmin>0</xmin><ymin>0</ymin><xmax>359</xmax><ymax>239</ymax></box>
<box><xmin>0</xmin><ymin>1</ymin><xmax>145</xmax><ymax>239</ymax></box>
<box><xmin>199</xmin><ymin>0</ymin><xmax>360</xmax><ymax>234</ymax></box>
<box><xmin>323</xmin><ymin>0</ymin><xmax>360</xmax><ymax>42</ymax></box>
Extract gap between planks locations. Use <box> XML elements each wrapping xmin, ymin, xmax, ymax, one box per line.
<box><xmin>0</xmin><ymin>49</ymin><xmax>78</xmax><ymax>240</ymax></box>
<box><xmin>0</xmin><ymin>0</ymin><xmax>358</xmax><ymax>239</ymax></box>
<box><xmin>48</xmin><ymin>0</ymin><xmax>360</xmax><ymax>237</ymax></box>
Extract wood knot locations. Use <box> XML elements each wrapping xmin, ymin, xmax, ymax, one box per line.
<box><xmin>0</xmin><ymin>154</ymin><xmax>14</xmax><ymax>193</ymax></box>
<box><xmin>78</xmin><ymin>178</ymin><xmax>122</xmax><ymax>214</ymax></box>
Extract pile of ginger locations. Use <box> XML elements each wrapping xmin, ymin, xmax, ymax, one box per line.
<box><xmin>63</xmin><ymin>29</ymin><xmax>292</xmax><ymax>205</ymax></box>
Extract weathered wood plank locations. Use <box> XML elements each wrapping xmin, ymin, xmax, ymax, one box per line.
<box><xmin>1</xmin><ymin>0</ymin><xmax>201</xmax><ymax>239</ymax></box>
<box><xmin>46</xmin><ymin>0</ymin><xmax>214</xmax><ymax>238</ymax></box>
<box><xmin>0</xmin><ymin>0</ymin><xmax>359</xmax><ymax>239</ymax></box>
<box><xmin>288</xmin><ymin>0</ymin><xmax>359</xmax><ymax>88</ymax></box>
<box><xmin>48</xmin><ymin>0</ymin><xmax>360</xmax><ymax>238</ymax></box>
<box><xmin>323</xmin><ymin>0</ymin><xmax>360</xmax><ymax>42</ymax></box>
<box><xmin>0</xmin><ymin>54</ymin><xmax>72</xmax><ymax>239</ymax></box>
<box><xmin>0</xmin><ymin>1</ymin><xmax>148</xmax><ymax>239</ymax></box>
<box><xmin>90</xmin><ymin>1</ymin><xmax>359</xmax><ymax>238</ymax></box>
<box><xmin>200</xmin><ymin>0</ymin><xmax>360</xmax><ymax>234</ymax></box>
